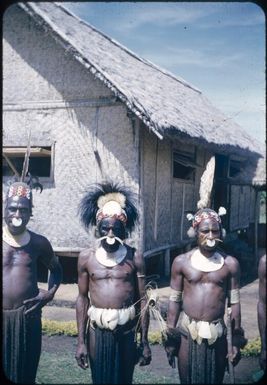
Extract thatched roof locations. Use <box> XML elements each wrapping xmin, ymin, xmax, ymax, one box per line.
<box><xmin>231</xmin><ymin>156</ymin><xmax>266</xmax><ymax>187</ymax></box>
<box><xmin>18</xmin><ymin>2</ymin><xmax>262</xmax><ymax>157</ymax></box>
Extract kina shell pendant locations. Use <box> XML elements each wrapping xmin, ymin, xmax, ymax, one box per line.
<box><xmin>96</xmin><ymin>245</ymin><xmax>127</xmax><ymax>267</ymax></box>
<box><xmin>191</xmin><ymin>249</ymin><xmax>224</xmax><ymax>272</ymax></box>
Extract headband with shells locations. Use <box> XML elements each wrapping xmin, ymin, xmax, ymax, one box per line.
<box><xmin>186</xmin><ymin>207</ymin><xmax>227</xmax><ymax>238</ymax></box>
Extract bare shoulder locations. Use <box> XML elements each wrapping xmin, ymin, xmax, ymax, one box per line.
<box><xmin>258</xmin><ymin>254</ymin><xmax>266</xmax><ymax>277</ymax></box>
<box><xmin>259</xmin><ymin>254</ymin><xmax>266</xmax><ymax>267</ymax></box>
<box><xmin>172</xmin><ymin>249</ymin><xmax>194</xmax><ymax>270</ymax></box>
<box><xmin>29</xmin><ymin>230</ymin><xmax>53</xmax><ymax>251</ymax></box>
<box><xmin>224</xmin><ymin>253</ymin><xmax>240</xmax><ymax>272</ymax></box>
<box><xmin>131</xmin><ymin>246</ymin><xmax>143</xmax><ymax>266</ymax></box>
<box><xmin>78</xmin><ymin>248</ymin><xmax>94</xmax><ymax>263</ymax></box>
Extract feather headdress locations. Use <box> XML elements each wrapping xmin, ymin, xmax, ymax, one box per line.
<box><xmin>78</xmin><ymin>182</ymin><xmax>138</xmax><ymax>233</ymax></box>
<box><xmin>5</xmin><ymin>127</ymin><xmax>43</xmax><ymax>214</ymax></box>
<box><xmin>197</xmin><ymin>155</ymin><xmax>215</xmax><ymax>209</ymax></box>
<box><xmin>5</xmin><ymin>174</ymin><xmax>43</xmax><ymax>215</ymax></box>
<box><xmin>186</xmin><ymin>207</ymin><xmax>227</xmax><ymax>238</ymax></box>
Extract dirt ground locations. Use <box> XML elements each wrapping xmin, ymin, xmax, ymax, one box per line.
<box><xmin>41</xmin><ymin>334</ymin><xmax>263</xmax><ymax>384</ymax></box>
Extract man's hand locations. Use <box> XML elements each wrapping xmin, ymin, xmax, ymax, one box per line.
<box><xmin>163</xmin><ymin>328</ymin><xmax>180</xmax><ymax>367</ymax></box>
<box><xmin>138</xmin><ymin>342</ymin><xmax>152</xmax><ymax>366</ymax></box>
<box><xmin>23</xmin><ymin>286</ymin><xmax>56</xmax><ymax>314</ymax></box>
<box><xmin>227</xmin><ymin>346</ymin><xmax>241</xmax><ymax>367</ymax></box>
<box><xmin>228</xmin><ymin>327</ymin><xmax>247</xmax><ymax>366</ymax></box>
<box><xmin>75</xmin><ymin>343</ymin><xmax>89</xmax><ymax>369</ymax></box>
<box><xmin>165</xmin><ymin>345</ymin><xmax>177</xmax><ymax>368</ymax></box>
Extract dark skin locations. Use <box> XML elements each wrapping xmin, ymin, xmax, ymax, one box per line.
<box><xmin>3</xmin><ymin>196</ymin><xmax>62</xmax><ymax>313</ymax></box>
<box><xmin>75</xmin><ymin>217</ymin><xmax>151</xmax><ymax>372</ymax></box>
<box><xmin>257</xmin><ymin>254</ymin><xmax>266</xmax><ymax>371</ymax></box>
<box><xmin>166</xmin><ymin>217</ymin><xmax>242</xmax><ymax>383</ymax></box>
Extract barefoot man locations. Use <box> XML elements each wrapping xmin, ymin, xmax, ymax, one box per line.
<box><xmin>3</xmin><ymin>180</ymin><xmax>62</xmax><ymax>384</ymax></box>
<box><xmin>165</xmin><ymin>208</ymin><xmax>247</xmax><ymax>384</ymax></box>
<box><xmin>75</xmin><ymin>182</ymin><xmax>151</xmax><ymax>384</ymax></box>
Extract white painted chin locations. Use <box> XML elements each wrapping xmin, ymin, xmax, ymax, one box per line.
<box><xmin>206</xmin><ymin>239</ymin><xmax>216</xmax><ymax>247</ymax></box>
<box><xmin>12</xmin><ymin>218</ymin><xmax>22</xmax><ymax>227</ymax></box>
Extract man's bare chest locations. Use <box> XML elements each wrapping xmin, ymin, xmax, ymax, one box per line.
<box><xmin>89</xmin><ymin>260</ymin><xmax>136</xmax><ymax>281</ymax></box>
<box><xmin>3</xmin><ymin>244</ymin><xmax>37</xmax><ymax>269</ymax></box>
<box><xmin>184</xmin><ymin>265</ymin><xmax>229</xmax><ymax>286</ymax></box>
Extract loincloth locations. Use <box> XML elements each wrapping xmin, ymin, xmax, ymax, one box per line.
<box><xmin>3</xmin><ymin>305</ymin><xmax>42</xmax><ymax>384</ymax></box>
<box><xmin>177</xmin><ymin>310</ymin><xmax>226</xmax><ymax>345</ymax></box>
<box><xmin>177</xmin><ymin>311</ymin><xmax>227</xmax><ymax>384</ymax></box>
<box><xmin>89</xmin><ymin>320</ymin><xmax>137</xmax><ymax>384</ymax></box>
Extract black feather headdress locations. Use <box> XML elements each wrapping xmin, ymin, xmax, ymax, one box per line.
<box><xmin>78</xmin><ymin>182</ymin><xmax>138</xmax><ymax>233</ymax></box>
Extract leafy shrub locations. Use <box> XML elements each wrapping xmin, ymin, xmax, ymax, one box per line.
<box><xmin>42</xmin><ymin>319</ymin><xmax>78</xmax><ymax>336</ymax></box>
<box><xmin>241</xmin><ymin>337</ymin><xmax>261</xmax><ymax>357</ymax></box>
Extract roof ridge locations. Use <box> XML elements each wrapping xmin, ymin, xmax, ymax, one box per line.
<box><xmin>56</xmin><ymin>2</ymin><xmax>201</xmax><ymax>94</ymax></box>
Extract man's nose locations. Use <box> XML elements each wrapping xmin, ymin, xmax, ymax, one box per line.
<box><xmin>107</xmin><ymin>229</ymin><xmax>114</xmax><ymax>237</ymax></box>
<box><xmin>14</xmin><ymin>209</ymin><xmax>21</xmax><ymax>217</ymax></box>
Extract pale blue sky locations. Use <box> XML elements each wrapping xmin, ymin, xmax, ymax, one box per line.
<box><xmin>64</xmin><ymin>1</ymin><xmax>265</xmax><ymax>145</ymax></box>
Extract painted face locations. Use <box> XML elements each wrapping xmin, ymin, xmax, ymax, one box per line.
<box><xmin>197</xmin><ymin>217</ymin><xmax>221</xmax><ymax>251</ymax></box>
<box><xmin>4</xmin><ymin>196</ymin><xmax>31</xmax><ymax>235</ymax></box>
<box><xmin>97</xmin><ymin>217</ymin><xmax>126</xmax><ymax>251</ymax></box>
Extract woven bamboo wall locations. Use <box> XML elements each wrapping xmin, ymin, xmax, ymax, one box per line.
<box><xmin>3</xmin><ymin>5</ymin><xmax>140</xmax><ymax>250</ymax></box>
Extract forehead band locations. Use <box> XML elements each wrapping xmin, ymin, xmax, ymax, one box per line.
<box><xmin>8</xmin><ymin>185</ymin><xmax>31</xmax><ymax>200</ymax></box>
<box><xmin>96</xmin><ymin>211</ymin><xmax>127</xmax><ymax>224</ymax></box>
<box><xmin>193</xmin><ymin>211</ymin><xmax>221</xmax><ymax>228</ymax></box>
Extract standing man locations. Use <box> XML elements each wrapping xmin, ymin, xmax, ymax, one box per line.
<box><xmin>165</xmin><ymin>208</ymin><xmax>247</xmax><ymax>384</ymax></box>
<box><xmin>3</xmin><ymin>180</ymin><xmax>62</xmax><ymax>384</ymax></box>
<box><xmin>257</xmin><ymin>254</ymin><xmax>266</xmax><ymax>372</ymax></box>
<box><xmin>75</xmin><ymin>182</ymin><xmax>151</xmax><ymax>384</ymax></box>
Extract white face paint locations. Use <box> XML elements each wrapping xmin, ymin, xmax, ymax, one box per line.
<box><xmin>206</xmin><ymin>239</ymin><xmax>216</xmax><ymax>247</ymax></box>
<box><xmin>12</xmin><ymin>218</ymin><xmax>22</xmax><ymax>227</ymax></box>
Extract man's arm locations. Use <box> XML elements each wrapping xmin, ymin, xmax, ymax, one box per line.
<box><xmin>134</xmin><ymin>251</ymin><xmax>151</xmax><ymax>366</ymax></box>
<box><xmin>257</xmin><ymin>254</ymin><xmax>266</xmax><ymax>371</ymax></box>
<box><xmin>167</xmin><ymin>255</ymin><xmax>184</xmax><ymax>329</ymax></box>
<box><xmin>75</xmin><ymin>251</ymin><xmax>90</xmax><ymax>370</ymax></box>
<box><xmin>227</xmin><ymin>256</ymin><xmax>247</xmax><ymax>365</ymax></box>
<box><xmin>24</xmin><ymin>236</ymin><xmax>62</xmax><ymax>314</ymax></box>
<box><xmin>165</xmin><ymin>254</ymin><xmax>184</xmax><ymax>366</ymax></box>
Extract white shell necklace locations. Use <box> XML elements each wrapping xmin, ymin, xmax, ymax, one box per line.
<box><xmin>191</xmin><ymin>249</ymin><xmax>224</xmax><ymax>272</ymax></box>
<box><xmin>3</xmin><ymin>225</ymin><xmax>31</xmax><ymax>247</ymax></box>
<box><xmin>96</xmin><ymin>244</ymin><xmax>127</xmax><ymax>267</ymax></box>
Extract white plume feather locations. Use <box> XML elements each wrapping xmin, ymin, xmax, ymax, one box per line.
<box><xmin>197</xmin><ymin>156</ymin><xmax>215</xmax><ymax>209</ymax></box>
<box><xmin>97</xmin><ymin>192</ymin><xmax>126</xmax><ymax>209</ymax></box>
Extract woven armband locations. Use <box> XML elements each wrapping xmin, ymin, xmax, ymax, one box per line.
<box><xmin>169</xmin><ymin>289</ymin><xmax>183</xmax><ymax>303</ymax></box>
<box><xmin>228</xmin><ymin>289</ymin><xmax>240</xmax><ymax>304</ymax></box>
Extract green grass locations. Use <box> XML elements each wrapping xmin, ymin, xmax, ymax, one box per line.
<box><xmin>37</xmin><ymin>352</ymin><xmax>90</xmax><ymax>384</ymax></box>
<box><xmin>37</xmin><ymin>351</ymin><xmax>176</xmax><ymax>384</ymax></box>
